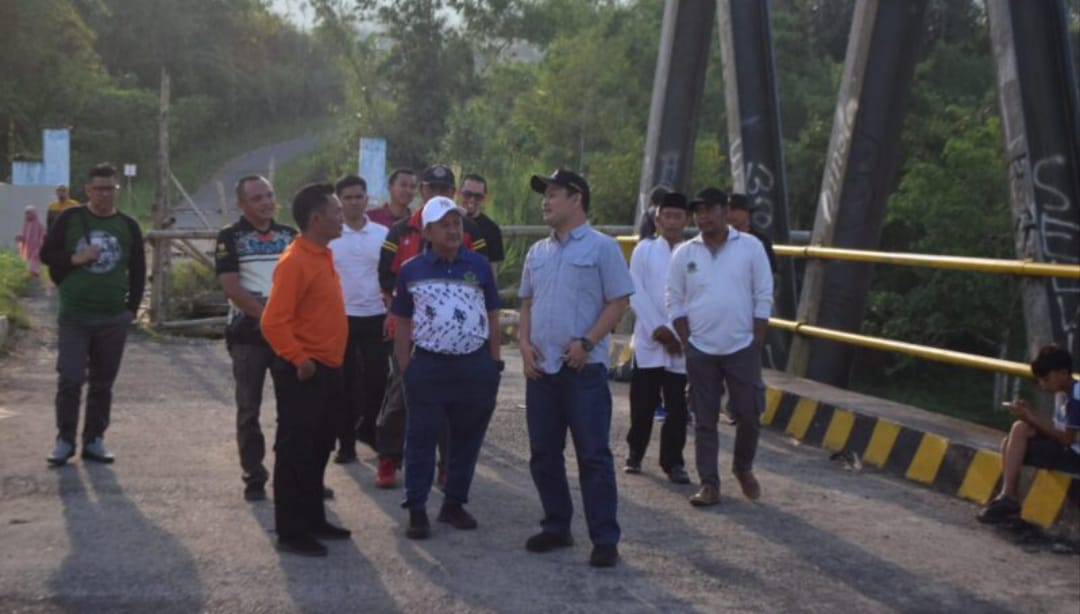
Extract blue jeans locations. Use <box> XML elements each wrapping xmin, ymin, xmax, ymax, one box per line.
<box><xmin>526</xmin><ymin>364</ymin><xmax>620</xmax><ymax>546</ymax></box>
<box><xmin>401</xmin><ymin>348</ymin><xmax>500</xmax><ymax>511</ymax></box>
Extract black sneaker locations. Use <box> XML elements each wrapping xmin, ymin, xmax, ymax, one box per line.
<box><xmin>525</xmin><ymin>531</ymin><xmax>574</xmax><ymax>553</ymax></box>
<box><xmin>665</xmin><ymin>466</ymin><xmax>691</xmax><ymax>484</ymax></box>
<box><xmin>406</xmin><ymin>510</ymin><xmax>430</xmax><ymax>540</ymax></box>
<box><xmin>437</xmin><ymin>503</ymin><xmax>478</xmax><ymax>530</ymax></box>
<box><xmin>977</xmin><ymin>496</ymin><xmax>1021</xmax><ymax>524</ymax></box>
<box><xmin>333</xmin><ymin>450</ymin><xmax>357</xmax><ymax>464</ymax></box>
<box><xmin>623</xmin><ymin>459</ymin><xmax>642</xmax><ymax>475</ymax></box>
<box><xmin>244</xmin><ymin>484</ymin><xmax>267</xmax><ymax>502</ymax></box>
<box><xmin>589</xmin><ymin>544</ymin><xmax>619</xmax><ymax>568</ymax></box>
<box><xmin>311</xmin><ymin>522</ymin><xmax>352</xmax><ymax>540</ymax></box>
<box><xmin>276</xmin><ymin>535</ymin><xmax>327</xmax><ymax>557</ymax></box>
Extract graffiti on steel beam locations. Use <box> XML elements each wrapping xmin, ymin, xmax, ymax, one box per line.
<box><xmin>820</xmin><ymin>99</ymin><xmax>859</xmax><ymax>226</ymax></box>
<box><xmin>1033</xmin><ymin>153</ymin><xmax>1080</xmax><ymax>351</ymax></box>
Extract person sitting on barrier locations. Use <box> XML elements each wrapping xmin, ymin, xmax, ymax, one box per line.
<box><xmin>977</xmin><ymin>345</ymin><xmax>1080</xmax><ymax>524</ymax></box>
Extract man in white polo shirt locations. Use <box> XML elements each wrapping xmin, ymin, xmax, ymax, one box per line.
<box><xmin>667</xmin><ymin>187</ymin><xmax>773</xmax><ymax>506</ymax></box>
<box><xmin>329</xmin><ymin>174</ymin><xmax>389</xmax><ymax>463</ymax></box>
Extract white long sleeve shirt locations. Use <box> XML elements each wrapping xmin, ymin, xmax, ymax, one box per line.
<box><xmin>666</xmin><ymin>228</ymin><xmax>774</xmax><ymax>356</ymax></box>
<box><xmin>629</xmin><ymin>236</ymin><xmax>685</xmax><ymax>373</ymax></box>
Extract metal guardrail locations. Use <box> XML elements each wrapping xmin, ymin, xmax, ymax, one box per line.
<box><xmin>767</xmin><ymin>244</ymin><xmax>1079</xmax><ymax>379</ymax></box>
<box><xmin>773</xmin><ymin>244</ymin><xmax>1080</xmax><ymax>278</ymax></box>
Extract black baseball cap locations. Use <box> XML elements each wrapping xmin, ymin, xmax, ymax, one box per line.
<box><xmin>530</xmin><ymin>169</ymin><xmax>591</xmax><ymax>209</ymax></box>
<box><xmin>421</xmin><ymin>164</ymin><xmax>456</xmax><ymax>187</ymax></box>
<box><xmin>657</xmin><ymin>192</ymin><xmax>688</xmax><ymax>211</ymax></box>
<box><xmin>689</xmin><ymin>187</ymin><xmax>729</xmax><ymax>210</ymax></box>
<box><xmin>728</xmin><ymin>193</ymin><xmax>751</xmax><ymax>211</ymax></box>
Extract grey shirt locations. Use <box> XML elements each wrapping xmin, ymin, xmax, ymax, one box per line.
<box><xmin>519</xmin><ymin>222</ymin><xmax>634</xmax><ymax>374</ymax></box>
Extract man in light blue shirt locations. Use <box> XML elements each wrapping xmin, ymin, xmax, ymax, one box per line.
<box><xmin>518</xmin><ymin>169</ymin><xmax>633</xmax><ymax>568</ymax></box>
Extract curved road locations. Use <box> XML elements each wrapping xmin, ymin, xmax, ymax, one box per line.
<box><xmin>174</xmin><ymin>135</ymin><xmax>319</xmax><ymax>230</ymax></box>
<box><xmin>0</xmin><ymin>290</ymin><xmax>1077</xmax><ymax>612</ymax></box>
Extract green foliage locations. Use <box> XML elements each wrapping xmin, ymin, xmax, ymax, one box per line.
<box><xmin>1</xmin><ymin>0</ymin><xmax>343</xmax><ymax>192</ymax></box>
<box><xmin>166</xmin><ymin>260</ymin><xmax>218</xmax><ymax>320</ymax></box>
<box><xmin>0</xmin><ymin>250</ymin><xmax>33</xmax><ymax>327</ymax></box>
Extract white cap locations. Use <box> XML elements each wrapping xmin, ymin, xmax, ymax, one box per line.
<box><xmin>421</xmin><ymin>196</ymin><xmax>466</xmax><ymax>226</ymax></box>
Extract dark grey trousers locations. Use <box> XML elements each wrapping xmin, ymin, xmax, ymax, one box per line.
<box><xmin>229</xmin><ymin>342</ymin><xmax>275</xmax><ymax>487</ymax></box>
<box><xmin>55</xmin><ymin>312</ymin><xmax>132</xmax><ymax>444</ymax></box>
<box><xmin>685</xmin><ymin>342</ymin><xmax>764</xmax><ymax>487</ymax></box>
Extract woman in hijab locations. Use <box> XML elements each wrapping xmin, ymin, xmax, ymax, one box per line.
<box><xmin>15</xmin><ymin>205</ymin><xmax>46</xmax><ymax>277</ymax></box>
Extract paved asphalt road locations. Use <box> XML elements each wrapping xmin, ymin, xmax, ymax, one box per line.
<box><xmin>1</xmin><ymin>289</ymin><xmax>1078</xmax><ymax>613</ymax></box>
<box><xmin>173</xmin><ymin>136</ymin><xmax>319</xmax><ymax>230</ymax></box>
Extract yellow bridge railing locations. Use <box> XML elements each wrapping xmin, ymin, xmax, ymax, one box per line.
<box><xmin>769</xmin><ymin>244</ymin><xmax>1080</xmax><ymax>380</ymax></box>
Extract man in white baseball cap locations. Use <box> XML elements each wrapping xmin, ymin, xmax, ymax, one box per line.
<box><xmin>389</xmin><ymin>196</ymin><xmax>503</xmax><ymax>540</ymax></box>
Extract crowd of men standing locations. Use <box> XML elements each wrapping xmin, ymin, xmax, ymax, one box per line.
<box><xmin>38</xmin><ymin>160</ymin><xmax>776</xmax><ymax>569</ymax></box>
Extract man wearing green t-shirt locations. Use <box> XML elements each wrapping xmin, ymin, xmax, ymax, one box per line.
<box><xmin>39</xmin><ymin>163</ymin><xmax>146</xmax><ymax>466</ymax></box>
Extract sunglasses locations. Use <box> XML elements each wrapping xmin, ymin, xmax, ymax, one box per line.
<box><xmin>461</xmin><ymin>190</ymin><xmax>486</xmax><ymax>201</ymax></box>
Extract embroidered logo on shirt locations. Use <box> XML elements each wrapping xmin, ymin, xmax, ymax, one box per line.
<box><xmin>463</xmin><ymin>271</ymin><xmax>478</xmax><ymax>286</ymax></box>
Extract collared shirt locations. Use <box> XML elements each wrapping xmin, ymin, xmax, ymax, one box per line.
<box><xmin>470</xmin><ymin>212</ymin><xmax>505</xmax><ymax>264</ymax></box>
<box><xmin>390</xmin><ymin>248</ymin><xmax>499</xmax><ymax>355</ymax></box>
<box><xmin>629</xmin><ymin>236</ymin><xmax>685</xmax><ymax>373</ymax></box>
<box><xmin>214</xmin><ymin>217</ymin><xmax>297</xmax><ymax>324</ymax></box>
<box><xmin>519</xmin><ymin>222</ymin><xmax>635</xmax><ymax>374</ymax></box>
<box><xmin>667</xmin><ymin>227</ymin><xmax>773</xmax><ymax>356</ymax></box>
<box><xmin>261</xmin><ymin>236</ymin><xmax>348</xmax><ymax>367</ymax></box>
<box><xmin>367</xmin><ymin>203</ymin><xmax>409</xmax><ymax>228</ymax></box>
<box><xmin>329</xmin><ymin>219</ymin><xmax>388</xmax><ymax>317</ymax></box>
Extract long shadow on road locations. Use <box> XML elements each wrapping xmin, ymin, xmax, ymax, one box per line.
<box><xmin>49</xmin><ymin>465</ymin><xmax>206</xmax><ymax>613</ymax></box>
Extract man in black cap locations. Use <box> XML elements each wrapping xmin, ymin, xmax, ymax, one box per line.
<box><xmin>667</xmin><ymin>187</ymin><xmax>773</xmax><ymax>506</ymax></box>
<box><xmin>625</xmin><ymin>192</ymin><xmax>691</xmax><ymax>483</ymax></box>
<box><xmin>518</xmin><ymin>169</ymin><xmax>635</xmax><ymax>568</ymax></box>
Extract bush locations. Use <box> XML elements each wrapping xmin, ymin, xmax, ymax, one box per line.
<box><xmin>0</xmin><ymin>250</ymin><xmax>33</xmax><ymax>327</ymax></box>
<box><xmin>166</xmin><ymin>259</ymin><xmax>220</xmax><ymax>320</ymax></box>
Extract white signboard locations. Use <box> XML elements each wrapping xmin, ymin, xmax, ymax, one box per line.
<box><xmin>358</xmin><ymin>137</ymin><xmax>388</xmax><ymax>202</ymax></box>
<box><xmin>124</xmin><ymin>164</ymin><xmax>137</xmax><ymax>177</ymax></box>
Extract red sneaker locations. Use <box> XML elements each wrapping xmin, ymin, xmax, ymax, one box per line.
<box><xmin>376</xmin><ymin>457</ymin><xmax>397</xmax><ymax>489</ymax></box>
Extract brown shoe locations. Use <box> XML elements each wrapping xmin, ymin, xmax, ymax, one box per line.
<box><xmin>733</xmin><ymin>470</ymin><xmax>761</xmax><ymax>500</ymax></box>
<box><xmin>689</xmin><ymin>484</ymin><xmax>720</xmax><ymax>507</ymax></box>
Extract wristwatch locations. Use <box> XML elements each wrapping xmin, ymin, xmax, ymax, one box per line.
<box><xmin>577</xmin><ymin>337</ymin><xmax>595</xmax><ymax>352</ymax></box>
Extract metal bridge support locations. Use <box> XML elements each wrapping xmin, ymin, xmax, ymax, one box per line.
<box><xmin>787</xmin><ymin>0</ymin><xmax>927</xmax><ymax>386</ymax></box>
<box><xmin>717</xmin><ymin>0</ymin><xmax>798</xmax><ymax>369</ymax></box>
<box><xmin>986</xmin><ymin>0</ymin><xmax>1080</xmax><ymax>361</ymax></box>
<box><xmin>637</xmin><ymin>0</ymin><xmax>715</xmax><ymax>221</ymax></box>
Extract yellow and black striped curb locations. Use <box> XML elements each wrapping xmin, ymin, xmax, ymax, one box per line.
<box><xmin>761</xmin><ymin>388</ymin><xmax>1079</xmax><ymax>534</ymax></box>
<box><xmin>607</xmin><ymin>336</ymin><xmax>1078</xmax><ymax>535</ymax></box>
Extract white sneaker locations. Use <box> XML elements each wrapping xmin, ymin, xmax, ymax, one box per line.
<box><xmin>47</xmin><ymin>439</ymin><xmax>76</xmax><ymax>466</ymax></box>
<box><xmin>81</xmin><ymin>437</ymin><xmax>115</xmax><ymax>463</ymax></box>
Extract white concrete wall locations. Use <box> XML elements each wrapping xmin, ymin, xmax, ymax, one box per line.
<box><xmin>0</xmin><ymin>185</ymin><xmax>60</xmax><ymax>250</ymax></box>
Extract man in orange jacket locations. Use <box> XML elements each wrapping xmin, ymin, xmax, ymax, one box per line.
<box><xmin>261</xmin><ymin>183</ymin><xmax>349</xmax><ymax>557</ymax></box>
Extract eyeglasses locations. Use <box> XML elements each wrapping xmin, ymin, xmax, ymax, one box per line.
<box><xmin>461</xmin><ymin>190</ymin><xmax>486</xmax><ymax>201</ymax></box>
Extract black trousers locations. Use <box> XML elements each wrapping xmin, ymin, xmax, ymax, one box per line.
<box><xmin>338</xmin><ymin>315</ymin><xmax>387</xmax><ymax>452</ymax></box>
<box><xmin>271</xmin><ymin>359</ymin><xmax>341</xmax><ymax>539</ymax></box>
<box><xmin>625</xmin><ymin>365</ymin><xmax>688</xmax><ymax>472</ymax></box>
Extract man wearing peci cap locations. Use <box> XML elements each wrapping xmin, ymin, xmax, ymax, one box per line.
<box><xmin>391</xmin><ymin>196</ymin><xmax>502</xmax><ymax>540</ymax></box>
<box><xmin>667</xmin><ymin>187</ymin><xmax>773</xmax><ymax>507</ymax></box>
<box><xmin>624</xmin><ymin>192</ymin><xmax>692</xmax><ymax>484</ymax></box>
<box><xmin>375</xmin><ymin>164</ymin><xmax>488</xmax><ymax>488</ymax></box>
<box><xmin>519</xmin><ymin>169</ymin><xmax>634</xmax><ymax>568</ymax></box>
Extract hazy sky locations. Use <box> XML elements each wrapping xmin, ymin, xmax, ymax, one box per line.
<box><xmin>268</xmin><ymin>0</ymin><xmax>316</xmax><ymax>29</ymax></box>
